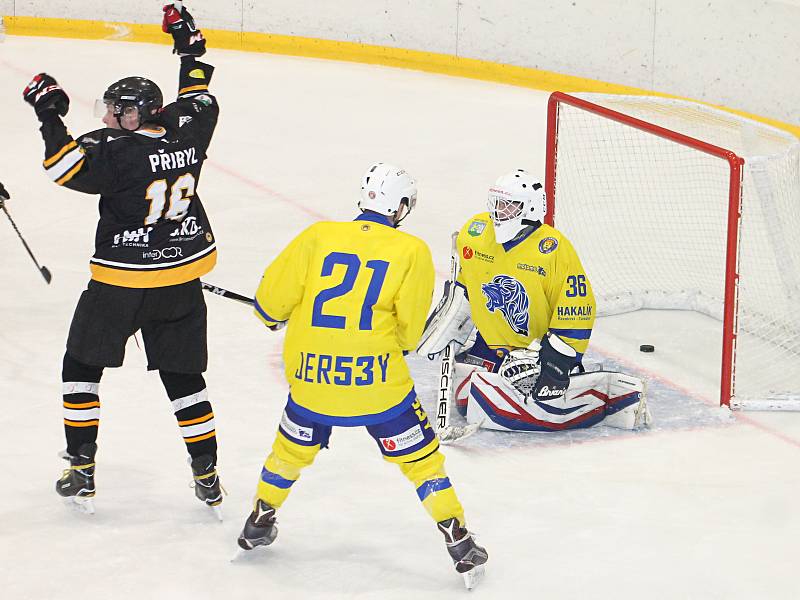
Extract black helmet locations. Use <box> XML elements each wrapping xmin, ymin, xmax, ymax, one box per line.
<box><xmin>102</xmin><ymin>77</ymin><xmax>163</xmax><ymax>126</ymax></box>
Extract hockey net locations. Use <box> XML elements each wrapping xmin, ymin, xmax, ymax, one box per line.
<box><xmin>545</xmin><ymin>92</ymin><xmax>800</xmax><ymax>410</ymax></box>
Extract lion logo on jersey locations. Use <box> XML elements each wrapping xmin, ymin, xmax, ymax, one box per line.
<box><xmin>481</xmin><ymin>274</ymin><xmax>530</xmax><ymax>336</ymax></box>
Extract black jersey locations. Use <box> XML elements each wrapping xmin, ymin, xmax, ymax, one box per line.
<box><xmin>37</xmin><ymin>58</ymin><xmax>219</xmax><ymax>288</ymax></box>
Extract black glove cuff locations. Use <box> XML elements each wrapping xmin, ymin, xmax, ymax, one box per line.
<box><xmin>539</xmin><ymin>334</ymin><xmax>577</xmax><ymax>379</ymax></box>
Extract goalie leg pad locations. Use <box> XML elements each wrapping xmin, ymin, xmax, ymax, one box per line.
<box><xmin>465</xmin><ymin>371</ymin><xmax>650</xmax><ymax>431</ymax></box>
<box><xmin>417</xmin><ymin>281</ymin><xmax>473</xmax><ymax>357</ymax></box>
<box><xmin>454</xmin><ymin>361</ymin><xmax>486</xmax><ymax>416</ymax></box>
<box><xmin>603</xmin><ymin>374</ymin><xmax>650</xmax><ymax>430</ymax></box>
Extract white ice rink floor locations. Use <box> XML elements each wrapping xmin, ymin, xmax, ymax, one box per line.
<box><xmin>1</xmin><ymin>35</ymin><xmax>799</xmax><ymax>600</ymax></box>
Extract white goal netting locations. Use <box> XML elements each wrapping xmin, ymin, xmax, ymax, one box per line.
<box><xmin>549</xmin><ymin>93</ymin><xmax>800</xmax><ymax>409</ymax></box>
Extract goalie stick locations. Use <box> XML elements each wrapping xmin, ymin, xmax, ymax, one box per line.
<box><xmin>436</xmin><ymin>232</ymin><xmax>481</xmax><ymax>444</ymax></box>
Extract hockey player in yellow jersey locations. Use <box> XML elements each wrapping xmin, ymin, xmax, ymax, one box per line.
<box><xmin>419</xmin><ymin>169</ymin><xmax>651</xmax><ymax>432</ymax></box>
<box><xmin>236</xmin><ymin>163</ymin><xmax>488</xmax><ymax>589</ymax></box>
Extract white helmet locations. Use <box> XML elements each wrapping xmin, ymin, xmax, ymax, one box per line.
<box><xmin>487</xmin><ymin>169</ymin><xmax>546</xmax><ymax>244</ymax></box>
<box><xmin>359</xmin><ymin>163</ymin><xmax>417</xmax><ymax>225</ymax></box>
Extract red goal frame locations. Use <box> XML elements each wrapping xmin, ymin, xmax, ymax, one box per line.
<box><xmin>544</xmin><ymin>92</ymin><xmax>745</xmax><ymax>407</ymax></box>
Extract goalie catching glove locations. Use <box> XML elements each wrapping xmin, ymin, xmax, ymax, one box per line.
<box><xmin>163</xmin><ymin>2</ymin><xmax>206</xmax><ymax>57</ymax></box>
<box><xmin>417</xmin><ymin>280</ymin><xmax>474</xmax><ymax>358</ymax></box>
<box><xmin>499</xmin><ymin>332</ymin><xmax>578</xmax><ymax>403</ymax></box>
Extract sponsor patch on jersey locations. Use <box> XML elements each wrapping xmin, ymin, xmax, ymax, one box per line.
<box><xmin>539</xmin><ymin>237</ymin><xmax>558</xmax><ymax>254</ymax></box>
<box><xmin>169</xmin><ymin>216</ymin><xmax>203</xmax><ymax>239</ymax></box>
<box><xmin>113</xmin><ymin>226</ymin><xmax>153</xmax><ymax>248</ymax></box>
<box><xmin>462</xmin><ymin>246</ymin><xmax>474</xmax><ymax>260</ymax></box>
<box><xmin>481</xmin><ymin>274</ymin><xmax>530</xmax><ymax>336</ymax></box>
<box><xmin>468</xmin><ymin>221</ymin><xmax>487</xmax><ymax>237</ymax></box>
<box><xmin>517</xmin><ymin>262</ymin><xmax>546</xmax><ymax>276</ymax></box>
<box><xmin>280</xmin><ymin>411</ymin><xmax>313</xmax><ymax>442</ymax></box>
<box><xmin>557</xmin><ymin>305</ymin><xmax>593</xmax><ymax>319</ymax></box>
<box><xmin>142</xmin><ymin>247</ymin><xmax>183</xmax><ymax>260</ymax></box>
<box><xmin>379</xmin><ymin>425</ymin><xmax>424</xmax><ymax>452</ymax></box>
<box><xmin>188</xmin><ymin>68</ymin><xmax>206</xmax><ymax>79</ymax></box>
<box><xmin>194</xmin><ymin>94</ymin><xmax>212</xmax><ymax>106</ymax></box>
<box><xmin>178</xmin><ymin>115</ymin><xmax>193</xmax><ymax>127</ymax></box>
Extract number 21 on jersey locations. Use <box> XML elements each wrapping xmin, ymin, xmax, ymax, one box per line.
<box><xmin>311</xmin><ymin>252</ymin><xmax>389</xmax><ymax>331</ymax></box>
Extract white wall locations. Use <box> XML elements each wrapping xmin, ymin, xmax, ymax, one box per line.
<box><xmin>6</xmin><ymin>0</ymin><xmax>799</xmax><ymax>125</ymax></box>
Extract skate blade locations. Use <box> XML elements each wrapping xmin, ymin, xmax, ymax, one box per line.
<box><xmin>462</xmin><ymin>565</ymin><xmax>485</xmax><ymax>590</ymax></box>
<box><xmin>63</xmin><ymin>496</ymin><xmax>95</xmax><ymax>515</ymax></box>
<box><xmin>210</xmin><ymin>504</ymin><xmax>223</xmax><ymax>521</ymax></box>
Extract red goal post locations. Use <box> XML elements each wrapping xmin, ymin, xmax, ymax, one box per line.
<box><xmin>544</xmin><ymin>92</ymin><xmax>800</xmax><ymax>410</ymax></box>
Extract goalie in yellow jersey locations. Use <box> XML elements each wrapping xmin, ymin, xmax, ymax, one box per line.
<box><xmin>418</xmin><ymin>169</ymin><xmax>651</xmax><ymax>433</ymax></box>
<box><xmin>236</xmin><ymin>163</ymin><xmax>487</xmax><ymax>590</ymax></box>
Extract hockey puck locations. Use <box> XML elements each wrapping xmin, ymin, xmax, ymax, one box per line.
<box><xmin>639</xmin><ymin>344</ymin><xmax>655</xmax><ymax>353</ymax></box>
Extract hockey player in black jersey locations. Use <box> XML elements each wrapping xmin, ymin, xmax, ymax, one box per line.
<box><xmin>23</xmin><ymin>3</ymin><xmax>223</xmax><ymax>516</ymax></box>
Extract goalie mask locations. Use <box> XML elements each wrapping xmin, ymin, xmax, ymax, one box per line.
<box><xmin>487</xmin><ymin>169</ymin><xmax>546</xmax><ymax>244</ymax></box>
<box><xmin>359</xmin><ymin>163</ymin><xmax>417</xmax><ymax>226</ymax></box>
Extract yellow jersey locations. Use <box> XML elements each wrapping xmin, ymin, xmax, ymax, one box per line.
<box><xmin>457</xmin><ymin>213</ymin><xmax>595</xmax><ymax>356</ymax></box>
<box><xmin>254</xmin><ymin>213</ymin><xmax>435</xmax><ymax>425</ymax></box>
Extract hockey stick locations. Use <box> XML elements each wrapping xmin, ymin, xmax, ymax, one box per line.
<box><xmin>200</xmin><ymin>281</ymin><xmax>253</xmax><ymax>305</ymax></box>
<box><xmin>435</xmin><ymin>232</ymin><xmax>482</xmax><ymax>445</ymax></box>
<box><xmin>201</xmin><ymin>281</ymin><xmax>287</xmax><ymax>332</ymax></box>
<box><xmin>1</xmin><ymin>199</ymin><xmax>52</xmax><ymax>284</ymax></box>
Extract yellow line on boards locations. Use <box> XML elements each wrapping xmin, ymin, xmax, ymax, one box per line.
<box><xmin>4</xmin><ymin>15</ymin><xmax>798</xmax><ymax>138</ymax></box>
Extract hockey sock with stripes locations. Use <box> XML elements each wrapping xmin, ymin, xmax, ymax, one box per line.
<box><xmin>159</xmin><ymin>370</ymin><xmax>217</xmax><ymax>462</ymax></box>
<box><xmin>62</xmin><ymin>353</ymin><xmax>103</xmax><ymax>456</ymax></box>
<box><xmin>256</xmin><ymin>430</ymin><xmax>320</xmax><ymax>508</ymax></box>
<box><xmin>399</xmin><ymin>449</ymin><xmax>465</xmax><ymax>524</ymax></box>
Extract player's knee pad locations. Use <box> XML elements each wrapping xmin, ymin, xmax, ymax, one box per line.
<box><xmin>417</xmin><ymin>281</ymin><xmax>473</xmax><ymax>357</ymax></box>
<box><xmin>365</xmin><ymin>398</ymin><xmax>438</xmax><ymax>463</ymax></box>
<box><xmin>258</xmin><ymin>430</ymin><xmax>322</xmax><ymax>509</ymax></box>
<box><xmin>159</xmin><ymin>370</ymin><xmax>206</xmax><ymax>400</ymax></box>
<box><xmin>398</xmin><ymin>448</ymin><xmax>446</xmax><ymax>484</ymax></box>
<box><xmin>62</xmin><ymin>352</ymin><xmax>103</xmax><ymax>383</ymax></box>
<box><xmin>266</xmin><ymin>431</ymin><xmax>320</xmax><ymax>480</ymax></box>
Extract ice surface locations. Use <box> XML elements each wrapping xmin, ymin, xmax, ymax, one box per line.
<box><xmin>0</xmin><ymin>36</ymin><xmax>799</xmax><ymax>600</ymax></box>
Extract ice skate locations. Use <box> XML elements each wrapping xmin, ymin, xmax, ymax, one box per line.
<box><xmin>237</xmin><ymin>499</ymin><xmax>278</xmax><ymax>552</ymax></box>
<box><xmin>190</xmin><ymin>454</ymin><xmax>224</xmax><ymax>520</ymax></box>
<box><xmin>438</xmin><ymin>517</ymin><xmax>488</xmax><ymax>590</ymax></box>
<box><xmin>56</xmin><ymin>442</ymin><xmax>97</xmax><ymax>514</ymax></box>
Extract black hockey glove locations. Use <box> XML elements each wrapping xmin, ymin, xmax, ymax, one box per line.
<box><xmin>23</xmin><ymin>73</ymin><xmax>70</xmax><ymax>121</ymax></box>
<box><xmin>527</xmin><ymin>333</ymin><xmax>577</xmax><ymax>404</ymax></box>
<box><xmin>162</xmin><ymin>2</ymin><xmax>206</xmax><ymax>57</ymax></box>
